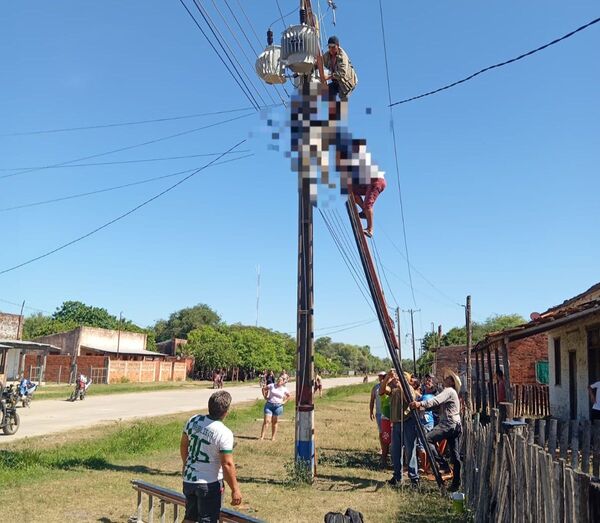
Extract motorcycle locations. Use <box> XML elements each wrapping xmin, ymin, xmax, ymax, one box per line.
<box><xmin>68</xmin><ymin>377</ymin><xmax>92</xmax><ymax>401</ymax></box>
<box><xmin>18</xmin><ymin>379</ymin><xmax>38</xmax><ymax>408</ymax></box>
<box><xmin>0</xmin><ymin>384</ymin><xmax>20</xmax><ymax>435</ymax></box>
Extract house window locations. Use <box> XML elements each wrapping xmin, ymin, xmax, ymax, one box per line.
<box><xmin>554</xmin><ymin>338</ymin><xmax>561</xmax><ymax>385</ymax></box>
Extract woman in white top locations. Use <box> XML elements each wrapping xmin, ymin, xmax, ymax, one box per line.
<box><xmin>260</xmin><ymin>376</ymin><xmax>290</xmax><ymax>441</ymax></box>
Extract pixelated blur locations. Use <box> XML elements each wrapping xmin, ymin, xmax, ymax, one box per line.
<box><xmin>265</xmin><ymin>81</ymin><xmax>385</xmax><ymax>207</ymax></box>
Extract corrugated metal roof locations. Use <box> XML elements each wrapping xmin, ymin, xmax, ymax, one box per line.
<box><xmin>0</xmin><ymin>339</ymin><xmax>62</xmax><ymax>352</ymax></box>
<box><xmin>80</xmin><ymin>345</ymin><xmax>165</xmax><ymax>357</ymax></box>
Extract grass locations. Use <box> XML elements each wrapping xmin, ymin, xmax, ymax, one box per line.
<box><xmin>0</xmin><ymin>383</ymin><xmax>468</xmax><ymax>522</ymax></box>
<box><xmin>29</xmin><ymin>379</ymin><xmax>260</xmax><ymax>401</ymax></box>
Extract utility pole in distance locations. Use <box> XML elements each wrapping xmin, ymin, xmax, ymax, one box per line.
<box><xmin>465</xmin><ymin>295</ymin><xmax>473</xmax><ymax>411</ymax></box>
<box><xmin>403</xmin><ymin>308</ymin><xmax>420</xmax><ymax>375</ymax></box>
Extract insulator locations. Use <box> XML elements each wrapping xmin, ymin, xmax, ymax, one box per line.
<box><xmin>280</xmin><ymin>24</ymin><xmax>319</xmax><ymax>75</ymax></box>
<box><xmin>255</xmin><ymin>45</ymin><xmax>286</xmax><ymax>85</ymax></box>
<box><xmin>300</xmin><ymin>8</ymin><xmax>307</xmax><ymax>24</ymax></box>
<box><xmin>267</xmin><ymin>29</ymin><xmax>273</xmax><ymax>46</ymax></box>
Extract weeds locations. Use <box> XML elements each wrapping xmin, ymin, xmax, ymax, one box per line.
<box><xmin>283</xmin><ymin>459</ymin><xmax>313</xmax><ymax>488</ymax></box>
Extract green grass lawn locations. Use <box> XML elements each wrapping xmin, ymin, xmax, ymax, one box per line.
<box><xmin>0</xmin><ymin>382</ymin><xmax>468</xmax><ymax>522</ymax></box>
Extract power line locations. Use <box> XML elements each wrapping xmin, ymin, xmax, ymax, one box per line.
<box><xmin>390</xmin><ymin>15</ymin><xmax>600</xmax><ymax>107</ymax></box>
<box><xmin>190</xmin><ymin>0</ymin><xmax>268</xmax><ymax>108</ymax></box>
<box><xmin>0</xmin><ymin>150</ymin><xmax>251</xmax><ymax>171</ymax></box>
<box><xmin>318</xmin><ymin>319</ymin><xmax>378</xmax><ymax>337</ymax></box>
<box><xmin>318</xmin><ymin>208</ymin><xmax>376</xmax><ymax>315</ymax></box>
<box><xmin>0</xmin><ymin>154</ymin><xmax>253</xmax><ymax>213</ymax></box>
<box><xmin>177</xmin><ymin>0</ymin><xmax>261</xmax><ymax>110</ymax></box>
<box><xmin>377</xmin><ymin>0</ymin><xmax>417</xmax><ymax>307</ymax></box>
<box><xmin>380</xmin><ymin>226</ymin><xmax>463</xmax><ymax>309</ymax></box>
<box><xmin>0</xmin><ymin>140</ymin><xmax>246</xmax><ymax>276</ymax></box>
<box><xmin>1</xmin><ymin>107</ymin><xmax>260</xmax><ymax>137</ymax></box>
<box><xmin>273</xmin><ymin>0</ymin><xmax>290</xmax><ymax>30</ymax></box>
<box><xmin>0</xmin><ymin>112</ymin><xmax>253</xmax><ymax>181</ymax></box>
<box><xmin>208</xmin><ymin>0</ymin><xmax>280</xmax><ymax>106</ymax></box>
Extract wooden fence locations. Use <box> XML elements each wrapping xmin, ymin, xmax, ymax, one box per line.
<box><xmin>512</xmin><ymin>384</ymin><xmax>549</xmax><ymax>418</ymax></box>
<box><xmin>463</xmin><ymin>410</ymin><xmax>600</xmax><ymax>522</ymax></box>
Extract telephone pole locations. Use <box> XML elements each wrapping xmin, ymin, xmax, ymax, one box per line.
<box><xmin>395</xmin><ymin>307</ymin><xmax>401</xmax><ymax>361</ymax></box>
<box><xmin>403</xmin><ymin>308</ymin><xmax>420</xmax><ymax>375</ymax></box>
<box><xmin>465</xmin><ymin>295</ymin><xmax>473</xmax><ymax>411</ymax></box>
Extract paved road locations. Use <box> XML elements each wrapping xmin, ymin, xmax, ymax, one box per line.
<box><xmin>0</xmin><ymin>376</ymin><xmax>365</xmax><ymax>442</ymax></box>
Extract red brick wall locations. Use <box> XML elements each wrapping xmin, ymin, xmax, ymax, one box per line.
<box><xmin>507</xmin><ymin>334</ymin><xmax>548</xmax><ymax>384</ymax></box>
<box><xmin>433</xmin><ymin>345</ymin><xmax>468</xmax><ymax>382</ymax></box>
<box><xmin>24</xmin><ymin>354</ymin><xmax>107</xmax><ymax>383</ymax></box>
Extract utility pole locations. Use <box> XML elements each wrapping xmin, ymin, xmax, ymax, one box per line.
<box><xmin>117</xmin><ymin>311</ymin><xmax>123</xmax><ymax>359</ymax></box>
<box><xmin>466</xmin><ymin>295</ymin><xmax>473</xmax><ymax>411</ymax></box>
<box><xmin>403</xmin><ymin>308</ymin><xmax>420</xmax><ymax>375</ymax></box>
<box><xmin>395</xmin><ymin>307</ymin><xmax>401</xmax><ymax>361</ymax></box>
<box><xmin>294</xmin><ymin>0</ymin><xmax>324</xmax><ymax>479</ymax></box>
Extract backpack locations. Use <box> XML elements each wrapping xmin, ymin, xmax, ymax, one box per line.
<box><xmin>324</xmin><ymin>508</ymin><xmax>364</xmax><ymax>523</ymax></box>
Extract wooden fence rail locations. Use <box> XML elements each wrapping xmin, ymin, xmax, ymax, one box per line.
<box><xmin>130</xmin><ymin>480</ymin><xmax>263</xmax><ymax>523</ymax></box>
<box><xmin>463</xmin><ymin>410</ymin><xmax>599</xmax><ymax>522</ymax></box>
<box><xmin>512</xmin><ymin>384</ymin><xmax>550</xmax><ymax>418</ymax></box>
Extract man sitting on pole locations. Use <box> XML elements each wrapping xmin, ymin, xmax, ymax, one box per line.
<box><xmin>410</xmin><ymin>368</ymin><xmax>463</xmax><ymax>491</ymax></box>
<box><xmin>322</xmin><ymin>35</ymin><xmax>358</xmax><ymax>101</ymax></box>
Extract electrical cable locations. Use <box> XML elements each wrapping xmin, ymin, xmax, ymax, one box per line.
<box><xmin>324</xmin><ymin>209</ymin><xmax>372</xmax><ymax>298</ymax></box>
<box><xmin>0</xmin><ymin>113</ymin><xmax>253</xmax><ymax>180</ymax></box>
<box><xmin>318</xmin><ymin>318</ymin><xmax>378</xmax><ymax>337</ymax></box>
<box><xmin>0</xmin><ymin>297</ymin><xmax>53</xmax><ymax>315</ymax></box>
<box><xmin>380</xmin><ymin>226</ymin><xmax>463</xmax><ymax>308</ymax></box>
<box><xmin>390</xmin><ymin>15</ymin><xmax>600</xmax><ymax>107</ymax></box>
<box><xmin>177</xmin><ymin>0</ymin><xmax>260</xmax><ymax>110</ymax></box>
<box><xmin>0</xmin><ymin>154</ymin><xmax>253</xmax><ymax>213</ymax></box>
<box><xmin>274</xmin><ymin>0</ymin><xmax>288</xmax><ymax>30</ymax></box>
<box><xmin>228</xmin><ymin>0</ymin><xmax>291</xmax><ymax>101</ymax></box>
<box><xmin>377</xmin><ymin>0</ymin><xmax>417</xmax><ymax>307</ymax></box>
<box><xmin>318</xmin><ymin>208</ymin><xmax>376</xmax><ymax>315</ymax></box>
<box><xmin>191</xmin><ymin>0</ymin><xmax>269</xmax><ymax>108</ymax></box>
<box><xmin>0</xmin><ymin>150</ymin><xmax>251</xmax><ymax>171</ymax></box>
<box><xmin>372</xmin><ymin>236</ymin><xmax>400</xmax><ymax>308</ymax></box>
<box><xmin>0</xmin><ymin>140</ymin><xmax>246</xmax><ymax>276</ymax></box>
<box><xmin>1</xmin><ymin>107</ymin><xmax>260</xmax><ymax>138</ymax></box>
<box><xmin>209</xmin><ymin>0</ymin><xmax>280</xmax><ymax>106</ymax></box>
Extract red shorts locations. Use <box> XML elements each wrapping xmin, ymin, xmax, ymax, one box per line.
<box><xmin>352</xmin><ymin>178</ymin><xmax>386</xmax><ymax>210</ymax></box>
<box><xmin>380</xmin><ymin>417</ymin><xmax>391</xmax><ymax>444</ymax></box>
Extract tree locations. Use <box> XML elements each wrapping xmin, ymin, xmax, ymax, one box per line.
<box><xmin>186</xmin><ymin>326</ymin><xmax>238</xmax><ymax>371</ymax></box>
<box><xmin>154</xmin><ymin>304</ymin><xmax>221</xmax><ymax>341</ymax></box>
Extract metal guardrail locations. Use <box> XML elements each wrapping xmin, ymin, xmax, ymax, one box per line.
<box><xmin>130</xmin><ymin>479</ymin><xmax>264</xmax><ymax>523</ymax></box>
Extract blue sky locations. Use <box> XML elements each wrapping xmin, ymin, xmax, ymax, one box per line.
<box><xmin>1</xmin><ymin>1</ymin><xmax>598</xmax><ymax>359</ymax></box>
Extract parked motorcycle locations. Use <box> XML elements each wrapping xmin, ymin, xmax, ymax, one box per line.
<box><xmin>1</xmin><ymin>384</ymin><xmax>20</xmax><ymax>435</ymax></box>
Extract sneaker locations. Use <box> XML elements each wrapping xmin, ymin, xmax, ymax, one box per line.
<box><xmin>387</xmin><ymin>477</ymin><xmax>401</xmax><ymax>487</ymax></box>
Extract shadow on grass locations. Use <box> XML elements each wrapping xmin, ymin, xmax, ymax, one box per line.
<box><xmin>54</xmin><ymin>456</ymin><xmax>180</xmax><ymax>476</ymax></box>
<box><xmin>318</xmin><ymin>449</ymin><xmax>381</xmax><ymax>471</ymax></box>
<box><xmin>237</xmin><ymin>475</ymin><xmax>286</xmax><ymax>486</ymax></box>
<box><xmin>315</xmin><ymin>473</ymin><xmax>384</xmax><ymax>492</ymax></box>
<box><xmin>236</xmin><ymin>435</ymin><xmax>260</xmax><ymax>441</ymax></box>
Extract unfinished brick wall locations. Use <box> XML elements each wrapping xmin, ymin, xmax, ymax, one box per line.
<box><xmin>0</xmin><ymin>312</ymin><xmax>23</xmax><ymax>340</ymax></box>
<box><xmin>433</xmin><ymin>345</ymin><xmax>468</xmax><ymax>383</ymax></box>
<box><xmin>23</xmin><ymin>354</ymin><xmax>107</xmax><ymax>383</ymax></box>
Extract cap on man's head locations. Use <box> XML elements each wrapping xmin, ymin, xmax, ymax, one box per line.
<box><xmin>328</xmin><ymin>36</ymin><xmax>339</xmax><ymax>46</ymax></box>
<box><xmin>377</xmin><ymin>371</ymin><xmax>386</xmax><ymax>376</ymax></box>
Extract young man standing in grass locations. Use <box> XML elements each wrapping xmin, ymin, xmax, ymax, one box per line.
<box><xmin>180</xmin><ymin>390</ymin><xmax>242</xmax><ymax>523</ymax></box>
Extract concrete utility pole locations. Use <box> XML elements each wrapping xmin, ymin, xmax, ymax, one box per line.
<box><xmin>294</xmin><ymin>0</ymin><xmax>323</xmax><ymax>479</ymax></box>
<box><xmin>256</xmin><ymin>264</ymin><xmax>260</xmax><ymax>327</ymax></box>
<box><xmin>466</xmin><ymin>295</ymin><xmax>473</xmax><ymax>411</ymax></box>
<box><xmin>403</xmin><ymin>308</ymin><xmax>420</xmax><ymax>375</ymax></box>
<box><xmin>117</xmin><ymin>311</ymin><xmax>123</xmax><ymax>358</ymax></box>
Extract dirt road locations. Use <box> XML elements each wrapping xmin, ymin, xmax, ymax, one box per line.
<box><xmin>1</xmin><ymin>376</ymin><xmax>365</xmax><ymax>442</ymax></box>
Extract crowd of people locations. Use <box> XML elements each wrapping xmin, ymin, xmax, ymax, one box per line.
<box><xmin>370</xmin><ymin>367</ymin><xmax>463</xmax><ymax>492</ymax></box>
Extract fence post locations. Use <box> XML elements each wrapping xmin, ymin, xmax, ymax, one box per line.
<box><xmin>559</xmin><ymin>421</ymin><xmax>569</xmax><ymax>461</ymax></box>
<box><xmin>570</xmin><ymin>419</ymin><xmax>580</xmax><ymax>470</ymax></box>
<box><xmin>593</xmin><ymin>420</ymin><xmax>600</xmax><ymax>478</ymax></box>
<box><xmin>537</xmin><ymin>419</ymin><xmax>547</xmax><ymax>449</ymax></box>
<box><xmin>548</xmin><ymin>419</ymin><xmax>558</xmax><ymax>459</ymax></box>
<box><xmin>58</xmin><ymin>366</ymin><xmax>62</xmax><ymax>384</ymax></box>
<box><xmin>581</xmin><ymin>420</ymin><xmax>591</xmax><ymax>474</ymax></box>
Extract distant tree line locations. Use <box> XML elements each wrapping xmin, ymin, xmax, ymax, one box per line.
<box><xmin>414</xmin><ymin>314</ymin><xmax>526</xmax><ymax>376</ymax></box>
<box><xmin>22</xmin><ymin>301</ymin><xmax>392</xmax><ymax>377</ymax></box>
